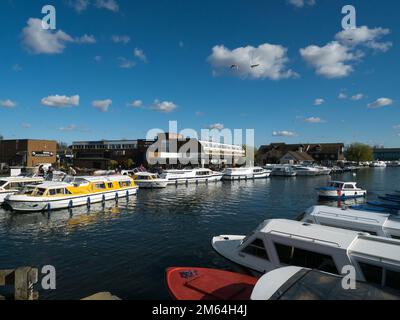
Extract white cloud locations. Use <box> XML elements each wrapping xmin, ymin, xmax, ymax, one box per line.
<box><xmin>118</xmin><ymin>57</ymin><xmax>135</xmax><ymax>69</ymax></box>
<box><xmin>338</xmin><ymin>92</ymin><xmax>347</xmax><ymax>99</ymax></box>
<box><xmin>22</xmin><ymin>18</ymin><xmax>74</xmax><ymax>54</ymax></box>
<box><xmin>272</xmin><ymin>131</ymin><xmax>297</xmax><ymax>137</ymax></box>
<box><xmin>92</xmin><ymin>99</ymin><xmax>112</xmax><ymax>112</ymax></box>
<box><xmin>41</xmin><ymin>95</ymin><xmax>80</xmax><ymax>108</ymax></box>
<box><xmin>59</xmin><ymin>124</ymin><xmax>77</xmax><ymax>131</ymax></box>
<box><xmin>351</xmin><ymin>93</ymin><xmax>364</xmax><ymax>101</ymax></box>
<box><xmin>75</xmin><ymin>34</ymin><xmax>96</xmax><ymax>44</ymax></box>
<box><xmin>208</xmin><ymin>123</ymin><xmax>224</xmax><ymax>130</ymax></box>
<box><xmin>95</xmin><ymin>0</ymin><xmax>119</xmax><ymax>12</ymax></box>
<box><xmin>367</xmin><ymin>98</ymin><xmax>393</xmax><ymax>109</ymax></box>
<box><xmin>151</xmin><ymin>100</ymin><xmax>177</xmax><ymax>113</ymax></box>
<box><xmin>68</xmin><ymin>0</ymin><xmax>90</xmax><ymax>13</ymax></box>
<box><xmin>127</xmin><ymin>100</ymin><xmax>143</xmax><ymax>108</ymax></box>
<box><xmin>21</xmin><ymin>123</ymin><xmax>31</xmax><ymax>128</ymax></box>
<box><xmin>134</xmin><ymin>48</ymin><xmax>147</xmax><ymax>62</ymax></box>
<box><xmin>208</xmin><ymin>43</ymin><xmax>297</xmax><ymax>80</ymax></box>
<box><xmin>314</xmin><ymin>98</ymin><xmax>324</xmax><ymax>106</ymax></box>
<box><xmin>288</xmin><ymin>0</ymin><xmax>315</xmax><ymax>8</ymax></box>
<box><xmin>112</xmin><ymin>35</ymin><xmax>131</xmax><ymax>44</ymax></box>
<box><xmin>335</xmin><ymin>26</ymin><xmax>392</xmax><ymax>52</ymax></box>
<box><xmin>94</xmin><ymin>55</ymin><xmax>102</xmax><ymax>62</ymax></box>
<box><xmin>300</xmin><ymin>41</ymin><xmax>358</xmax><ymax>78</ymax></box>
<box><xmin>304</xmin><ymin>117</ymin><xmax>325</xmax><ymax>123</ymax></box>
<box><xmin>0</xmin><ymin>99</ymin><xmax>17</xmax><ymax>108</ymax></box>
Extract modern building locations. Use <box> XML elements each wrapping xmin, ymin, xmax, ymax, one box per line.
<box><xmin>147</xmin><ymin>133</ymin><xmax>246</xmax><ymax>168</ymax></box>
<box><xmin>257</xmin><ymin>143</ymin><xmax>345</xmax><ymax>165</ymax></box>
<box><xmin>0</xmin><ymin>139</ymin><xmax>57</xmax><ymax>167</ymax></box>
<box><xmin>72</xmin><ymin>139</ymin><xmax>154</xmax><ymax>170</ymax></box>
<box><xmin>373</xmin><ymin>148</ymin><xmax>400</xmax><ymax>161</ymax></box>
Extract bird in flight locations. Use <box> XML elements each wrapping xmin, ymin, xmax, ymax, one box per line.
<box><xmin>251</xmin><ymin>64</ymin><xmax>260</xmax><ymax>68</ymax></box>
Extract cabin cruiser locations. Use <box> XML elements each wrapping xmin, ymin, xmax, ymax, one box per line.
<box><xmin>222</xmin><ymin>167</ymin><xmax>271</xmax><ymax>180</ymax></box>
<box><xmin>160</xmin><ymin>168</ymin><xmax>223</xmax><ymax>185</ymax></box>
<box><xmin>291</xmin><ymin>165</ymin><xmax>319</xmax><ymax>176</ymax></box>
<box><xmin>370</xmin><ymin>161</ymin><xmax>387</xmax><ymax>168</ymax></box>
<box><xmin>132</xmin><ymin>172</ymin><xmax>169</xmax><ymax>188</ymax></box>
<box><xmin>0</xmin><ymin>176</ymin><xmax>44</xmax><ymax>204</ymax></box>
<box><xmin>271</xmin><ymin>165</ymin><xmax>296</xmax><ymax>177</ymax></box>
<box><xmin>298</xmin><ymin>205</ymin><xmax>400</xmax><ymax>239</ymax></box>
<box><xmin>314</xmin><ymin>166</ymin><xmax>332</xmax><ymax>175</ymax></box>
<box><xmin>317</xmin><ymin>181</ymin><xmax>367</xmax><ymax>199</ymax></box>
<box><xmin>212</xmin><ymin>219</ymin><xmax>400</xmax><ymax>290</ymax></box>
<box><xmin>5</xmin><ymin>175</ymin><xmax>138</xmax><ymax>212</ymax></box>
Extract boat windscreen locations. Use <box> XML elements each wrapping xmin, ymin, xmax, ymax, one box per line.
<box><xmin>0</xmin><ymin>180</ymin><xmax>7</xmax><ymax>187</ymax></box>
<box><xmin>273</xmin><ymin>270</ymin><xmax>400</xmax><ymax>300</ymax></box>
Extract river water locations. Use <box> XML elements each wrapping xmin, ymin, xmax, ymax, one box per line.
<box><xmin>0</xmin><ymin>167</ymin><xmax>398</xmax><ymax>299</ymax></box>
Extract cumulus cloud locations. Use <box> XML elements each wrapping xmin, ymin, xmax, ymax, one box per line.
<box><xmin>351</xmin><ymin>93</ymin><xmax>364</xmax><ymax>101</ymax></box>
<box><xmin>272</xmin><ymin>131</ymin><xmax>297</xmax><ymax>137</ymax></box>
<box><xmin>304</xmin><ymin>117</ymin><xmax>325</xmax><ymax>123</ymax></box>
<box><xmin>95</xmin><ymin>0</ymin><xmax>119</xmax><ymax>12</ymax></box>
<box><xmin>208</xmin><ymin>123</ymin><xmax>224</xmax><ymax>130</ymax></box>
<box><xmin>118</xmin><ymin>57</ymin><xmax>135</xmax><ymax>69</ymax></box>
<box><xmin>338</xmin><ymin>92</ymin><xmax>347</xmax><ymax>99</ymax></box>
<box><xmin>208</xmin><ymin>43</ymin><xmax>297</xmax><ymax>80</ymax></box>
<box><xmin>112</xmin><ymin>35</ymin><xmax>131</xmax><ymax>44</ymax></box>
<box><xmin>59</xmin><ymin>124</ymin><xmax>77</xmax><ymax>131</ymax></box>
<box><xmin>300</xmin><ymin>41</ymin><xmax>358</xmax><ymax>78</ymax></box>
<box><xmin>288</xmin><ymin>0</ymin><xmax>315</xmax><ymax>8</ymax></box>
<box><xmin>314</xmin><ymin>98</ymin><xmax>324</xmax><ymax>106</ymax></box>
<box><xmin>127</xmin><ymin>100</ymin><xmax>143</xmax><ymax>108</ymax></box>
<box><xmin>367</xmin><ymin>98</ymin><xmax>393</xmax><ymax>109</ymax></box>
<box><xmin>92</xmin><ymin>99</ymin><xmax>112</xmax><ymax>112</ymax></box>
<box><xmin>41</xmin><ymin>95</ymin><xmax>79</xmax><ymax>108</ymax></box>
<box><xmin>151</xmin><ymin>100</ymin><xmax>177</xmax><ymax>113</ymax></box>
<box><xmin>335</xmin><ymin>26</ymin><xmax>392</xmax><ymax>52</ymax></box>
<box><xmin>0</xmin><ymin>99</ymin><xmax>17</xmax><ymax>108</ymax></box>
<box><xmin>134</xmin><ymin>48</ymin><xmax>147</xmax><ymax>62</ymax></box>
<box><xmin>22</xmin><ymin>18</ymin><xmax>96</xmax><ymax>54</ymax></box>
<box><xmin>67</xmin><ymin>0</ymin><xmax>90</xmax><ymax>13</ymax></box>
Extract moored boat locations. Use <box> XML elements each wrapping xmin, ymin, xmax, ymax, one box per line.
<box><xmin>317</xmin><ymin>181</ymin><xmax>367</xmax><ymax>199</ymax></box>
<box><xmin>160</xmin><ymin>168</ymin><xmax>223</xmax><ymax>185</ymax></box>
<box><xmin>270</xmin><ymin>165</ymin><xmax>296</xmax><ymax>177</ymax></box>
<box><xmin>132</xmin><ymin>172</ymin><xmax>169</xmax><ymax>188</ymax></box>
<box><xmin>222</xmin><ymin>167</ymin><xmax>271</xmax><ymax>180</ymax></box>
<box><xmin>5</xmin><ymin>175</ymin><xmax>138</xmax><ymax>212</ymax></box>
<box><xmin>0</xmin><ymin>176</ymin><xmax>44</xmax><ymax>204</ymax></box>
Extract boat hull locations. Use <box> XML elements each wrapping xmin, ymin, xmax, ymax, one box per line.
<box><xmin>167</xmin><ymin>174</ymin><xmax>223</xmax><ymax>185</ymax></box>
<box><xmin>6</xmin><ymin>187</ymin><xmax>138</xmax><ymax>212</ymax></box>
<box><xmin>317</xmin><ymin>188</ymin><xmax>367</xmax><ymax>199</ymax></box>
<box><xmin>166</xmin><ymin>267</ymin><xmax>257</xmax><ymax>300</ymax></box>
<box><xmin>135</xmin><ymin>180</ymin><xmax>169</xmax><ymax>188</ymax></box>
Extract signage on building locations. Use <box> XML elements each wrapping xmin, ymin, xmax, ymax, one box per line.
<box><xmin>32</xmin><ymin>151</ymin><xmax>54</xmax><ymax>157</ymax></box>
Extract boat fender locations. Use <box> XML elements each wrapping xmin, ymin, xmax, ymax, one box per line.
<box><xmin>87</xmin><ymin>197</ymin><xmax>91</xmax><ymax>208</ymax></box>
<box><xmin>186</xmin><ymin>180</ymin><xmax>189</xmax><ymax>185</ymax></box>
<box><xmin>47</xmin><ymin>203</ymin><xmax>51</xmax><ymax>213</ymax></box>
<box><xmin>68</xmin><ymin>200</ymin><xmax>73</xmax><ymax>209</ymax></box>
<box><xmin>115</xmin><ymin>193</ymin><xmax>119</xmax><ymax>202</ymax></box>
<box><xmin>102</xmin><ymin>195</ymin><xmax>106</xmax><ymax>203</ymax></box>
<box><xmin>206</xmin><ymin>179</ymin><xmax>208</xmax><ymax>184</ymax></box>
<box><xmin>126</xmin><ymin>190</ymin><xmax>129</xmax><ymax>198</ymax></box>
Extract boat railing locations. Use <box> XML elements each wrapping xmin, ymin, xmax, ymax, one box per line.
<box><xmin>269</xmin><ymin>230</ymin><xmax>343</xmax><ymax>248</ymax></box>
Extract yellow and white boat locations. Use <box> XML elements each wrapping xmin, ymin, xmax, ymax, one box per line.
<box><xmin>6</xmin><ymin>175</ymin><xmax>138</xmax><ymax>212</ymax></box>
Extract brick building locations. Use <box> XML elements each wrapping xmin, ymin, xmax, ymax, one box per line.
<box><xmin>0</xmin><ymin>139</ymin><xmax>57</xmax><ymax>167</ymax></box>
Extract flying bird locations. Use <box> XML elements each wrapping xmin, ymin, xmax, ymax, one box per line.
<box><xmin>251</xmin><ymin>64</ymin><xmax>260</xmax><ymax>68</ymax></box>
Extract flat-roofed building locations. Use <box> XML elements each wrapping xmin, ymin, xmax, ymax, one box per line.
<box><xmin>373</xmin><ymin>148</ymin><xmax>400</xmax><ymax>161</ymax></box>
<box><xmin>0</xmin><ymin>139</ymin><xmax>57</xmax><ymax>167</ymax></box>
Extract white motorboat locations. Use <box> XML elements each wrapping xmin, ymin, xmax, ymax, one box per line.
<box><xmin>271</xmin><ymin>165</ymin><xmax>296</xmax><ymax>177</ymax></box>
<box><xmin>0</xmin><ymin>176</ymin><xmax>44</xmax><ymax>204</ymax></box>
<box><xmin>314</xmin><ymin>166</ymin><xmax>332</xmax><ymax>175</ymax></box>
<box><xmin>222</xmin><ymin>167</ymin><xmax>271</xmax><ymax>180</ymax></box>
<box><xmin>370</xmin><ymin>161</ymin><xmax>387</xmax><ymax>168</ymax></box>
<box><xmin>297</xmin><ymin>205</ymin><xmax>400</xmax><ymax>239</ymax></box>
<box><xmin>212</xmin><ymin>219</ymin><xmax>400</xmax><ymax>290</ymax></box>
<box><xmin>160</xmin><ymin>168</ymin><xmax>223</xmax><ymax>185</ymax></box>
<box><xmin>316</xmin><ymin>181</ymin><xmax>367</xmax><ymax>199</ymax></box>
<box><xmin>291</xmin><ymin>165</ymin><xmax>319</xmax><ymax>176</ymax></box>
<box><xmin>5</xmin><ymin>175</ymin><xmax>138</xmax><ymax>212</ymax></box>
<box><xmin>132</xmin><ymin>172</ymin><xmax>169</xmax><ymax>188</ymax></box>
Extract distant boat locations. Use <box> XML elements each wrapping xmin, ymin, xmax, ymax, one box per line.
<box><xmin>270</xmin><ymin>165</ymin><xmax>296</xmax><ymax>177</ymax></box>
<box><xmin>317</xmin><ymin>181</ymin><xmax>367</xmax><ymax>199</ymax></box>
<box><xmin>160</xmin><ymin>168</ymin><xmax>223</xmax><ymax>185</ymax></box>
<box><xmin>370</xmin><ymin>161</ymin><xmax>387</xmax><ymax>168</ymax></box>
<box><xmin>222</xmin><ymin>167</ymin><xmax>271</xmax><ymax>180</ymax></box>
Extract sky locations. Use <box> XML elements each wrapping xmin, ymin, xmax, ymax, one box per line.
<box><xmin>0</xmin><ymin>0</ymin><xmax>398</xmax><ymax>147</ymax></box>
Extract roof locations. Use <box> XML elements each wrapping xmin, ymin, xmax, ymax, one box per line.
<box><xmin>0</xmin><ymin>176</ymin><xmax>43</xmax><ymax>183</ymax></box>
<box><xmin>283</xmin><ymin>151</ymin><xmax>314</xmax><ymax>161</ymax></box>
<box><xmin>259</xmin><ymin>143</ymin><xmax>344</xmax><ymax>154</ymax></box>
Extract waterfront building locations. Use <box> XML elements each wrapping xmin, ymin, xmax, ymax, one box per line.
<box><xmin>373</xmin><ymin>148</ymin><xmax>400</xmax><ymax>161</ymax></box>
<box><xmin>257</xmin><ymin>143</ymin><xmax>345</xmax><ymax>165</ymax></box>
<box><xmin>0</xmin><ymin>139</ymin><xmax>57</xmax><ymax>167</ymax></box>
<box><xmin>279</xmin><ymin>151</ymin><xmax>314</xmax><ymax>164</ymax></box>
<box><xmin>72</xmin><ymin>139</ymin><xmax>154</xmax><ymax>170</ymax></box>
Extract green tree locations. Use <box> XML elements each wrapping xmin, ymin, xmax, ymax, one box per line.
<box><xmin>109</xmin><ymin>160</ymin><xmax>118</xmax><ymax>170</ymax></box>
<box><xmin>126</xmin><ymin>158</ymin><xmax>135</xmax><ymax>169</ymax></box>
<box><xmin>345</xmin><ymin>143</ymin><xmax>373</xmax><ymax>163</ymax></box>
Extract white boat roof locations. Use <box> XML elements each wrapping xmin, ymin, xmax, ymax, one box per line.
<box><xmin>330</xmin><ymin>181</ymin><xmax>357</xmax><ymax>184</ymax></box>
<box><xmin>259</xmin><ymin>219</ymin><xmax>400</xmax><ymax>263</ymax></box>
<box><xmin>135</xmin><ymin>172</ymin><xmax>157</xmax><ymax>176</ymax></box>
<box><xmin>0</xmin><ymin>176</ymin><xmax>43</xmax><ymax>182</ymax></box>
<box><xmin>305</xmin><ymin>206</ymin><xmax>400</xmax><ymax>230</ymax></box>
<box><xmin>32</xmin><ymin>181</ymin><xmax>71</xmax><ymax>188</ymax></box>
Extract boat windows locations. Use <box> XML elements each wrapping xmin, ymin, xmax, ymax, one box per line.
<box><xmin>107</xmin><ymin>182</ymin><xmax>113</xmax><ymax>188</ymax></box>
<box><xmin>94</xmin><ymin>183</ymin><xmax>106</xmax><ymax>189</ymax></box>
<box><xmin>0</xmin><ymin>181</ymin><xmax>7</xmax><ymax>187</ymax></box>
<box><xmin>386</xmin><ymin>269</ymin><xmax>400</xmax><ymax>291</ymax></box>
<box><xmin>344</xmin><ymin>184</ymin><xmax>355</xmax><ymax>189</ymax></box>
<box><xmin>274</xmin><ymin>243</ymin><xmax>339</xmax><ymax>275</ymax></box>
<box><xmin>391</xmin><ymin>235</ymin><xmax>400</xmax><ymax>240</ymax></box>
<box><xmin>119</xmin><ymin>181</ymin><xmax>132</xmax><ymax>188</ymax></box>
<box><xmin>48</xmin><ymin>188</ymin><xmax>68</xmax><ymax>196</ymax></box>
<box><xmin>359</xmin><ymin>262</ymin><xmax>383</xmax><ymax>286</ymax></box>
<box><xmin>32</xmin><ymin>188</ymin><xmax>47</xmax><ymax>196</ymax></box>
<box><xmin>241</xmin><ymin>238</ymin><xmax>269</xmax><ymax>261</ymax></box>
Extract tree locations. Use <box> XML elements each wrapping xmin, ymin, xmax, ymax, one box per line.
<box><xmin>126</xmin><ymin>158</ymin><xmax>135</xmax><ymax>169</ymax></box>
<box><xmin>345</xmin><ymin>143</ymin><xmax>373</xmax><ymax>163</ymax></box>
<box><xmin>109</xmin><ymin>160</ymin><xmax>118</xmax><ymax>170</ymax></box>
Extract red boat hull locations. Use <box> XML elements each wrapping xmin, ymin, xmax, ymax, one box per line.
<box><xmin>166</xmin><ymin>267</ymin><xmax>258</xmax><ymax>300</ymax></box>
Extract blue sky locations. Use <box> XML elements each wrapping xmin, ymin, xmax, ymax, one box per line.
<box><xmin>0</xmin><ymin>0</ymin><xmax>398</xmax><ymax>147</ymax></box>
